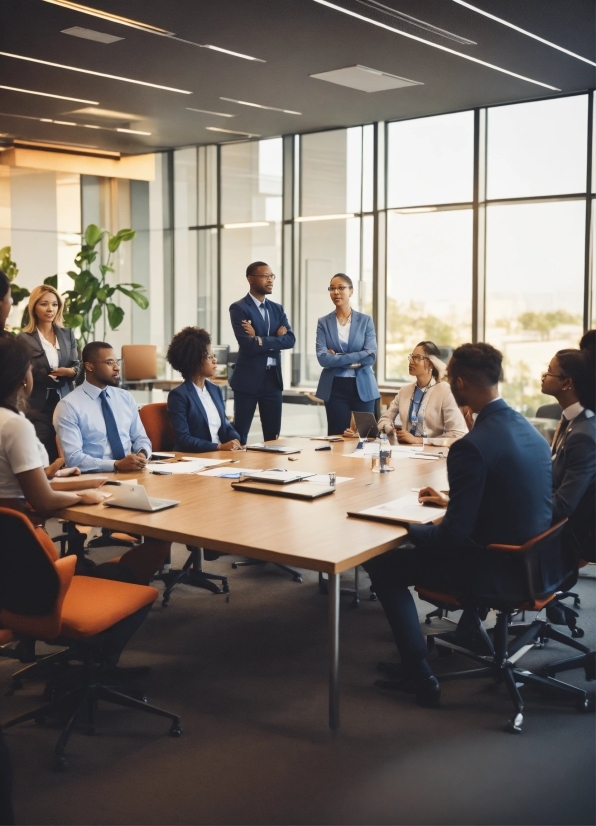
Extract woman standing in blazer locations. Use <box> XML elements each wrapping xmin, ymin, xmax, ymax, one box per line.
<box><xmin>377</xmin><ymin>341</ymin><xmax>467</xmax><ymax>444</ymax></box>
<box><xmin>167</xmin><ymin>326</ymin><xmax>243</xmax><ymax>452</ymax></box>
<box><xmin>316</xmin><ymin>273</ymin><xmax>379</xmax><ymax>436</ymax></box>
<box><xmin>17</xmin><ymin>285</ymin><xmax>80</xmax><ymax>462</ymax></box>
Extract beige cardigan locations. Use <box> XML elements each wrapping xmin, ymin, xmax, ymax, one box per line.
<box><xmin>378</xmin><ymin>380</ymin><xmax>467</xmax><ymax>440</ymax></box>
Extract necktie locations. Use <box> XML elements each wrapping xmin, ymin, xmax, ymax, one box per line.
<box><xmin>99</xmin><ymin>389</ymin><xmax>126</xmax><ymax>460</ymax></box>
<box><xmin>551</xmin><ymin>415</ymin><xmax>569</xmax><ymax>456</ymax></box>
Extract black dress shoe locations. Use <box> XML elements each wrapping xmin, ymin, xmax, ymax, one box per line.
<box><xmin>375</xmin><ymin>675</ymin><xmax>441</xmax><ymax>707</ymax></box>
<box><xmin>376</xmin><ymin>661</ymin><xmax>406</xmax><ymax>679</ymax></box>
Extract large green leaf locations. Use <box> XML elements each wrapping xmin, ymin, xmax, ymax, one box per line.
<box><xmin>106</xmin><ymin>303</ymin><xmax>124</xmax><ymax>330</ymax></box>
<box><xmin>84</xmin><ymin>224</ymin><xmax>104</xmax><ymax>248</ymax></box>
<box><xmin>117</xmin><ymin>286</ymin><xmax>149</xmax><ymax>309</ymax></box>
<box><xmin>63</xmin><ymin>312</ymin><xmax>83</xmax><ymax>329</ymax></box>
<box><xmin>43</xmin><ymin>274</ymin><xmax>58</xmax><ymax>288</ymax></box>
<box><xmin>91</xmin><ymin>304</ymin><xmax>103</xmax><ymax>324</ymax></box>
<box><xmin>10</xmin><ymin>284</ymin><xmax>30</xmax><ymax>303</ymax></box>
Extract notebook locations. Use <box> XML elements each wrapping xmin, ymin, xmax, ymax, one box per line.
<box><xmin>246</xmin><ymin>444</ymin><xmax>302</xmax><ymax>455</ymax></box>
<box><xmin>238</xmin><ymin>471</ymin><xmax>316</xmax><ymax>484</ymax></box>
<box><xmin>348</xmin><ymin>494</ymin><xmax>446</xmax><ymax>525</ymax></box>
<box><xmin>232</xmin><ymin>481</ymin><xmax>335</xmax><ymax>500</ymax></box>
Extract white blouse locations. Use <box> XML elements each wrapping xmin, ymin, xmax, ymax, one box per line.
<box><xmin>38</xmin><ymin>330</ymin><xmax>60</xmax><ymax>377</ymax></box>
<box><xmin>336</xmin><ymin>318</ymin><xmax>355</xmax><ymax>378</ymax></box>
<box><xmin>194</xmin><ymin>383</ymin><xmax>222</xmax><ymax>444</ymax></box>
<box><xmin>0</xmin><ymin>408</ymin><xmax>48</xmax><ymax>498</ymax></box>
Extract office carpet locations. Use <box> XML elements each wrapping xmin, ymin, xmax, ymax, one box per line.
<box><xmin>1</xmin><ymin>530</ymin><xmax>594</xmax><ymax>826</ymax></box>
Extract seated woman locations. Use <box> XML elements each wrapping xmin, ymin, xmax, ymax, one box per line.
<box><xmin>167</xmin><ymin>326</ymin><xmax>243</xmax><ymax>452</ymax></box>
<box><xmin>377</xmin><ymin>340</ymin><xmax>467</xmax><ymax>445</ymax></box>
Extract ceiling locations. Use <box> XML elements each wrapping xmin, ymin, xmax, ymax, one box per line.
<box><xmin>0</xmin><ymin>0</ymin><xmax>594</xmax><ymax>155</ymax></box>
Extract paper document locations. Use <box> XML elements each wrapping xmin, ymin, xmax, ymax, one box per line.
<box><xmin>148</xmin><ymin>458</ymin><xmax>228</xmax><ymax>474</ymax></box>
<box><xmin>352</xmin><ymin>494</ymin><xmax>447</xmax><ymax>525</ymax></box>
<box><xmin>198</xmin><ymin>466</ymin><xmax>254</xmax><ymax>478</ymax></box>
<box><xmin>305</xmin><ymin>474</ymin><xmax>353</xmax><ymax>485</ymax></box>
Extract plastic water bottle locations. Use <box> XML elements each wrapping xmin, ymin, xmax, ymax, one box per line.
<box><xmin>378</xmin><ymin>432</ymin><xmax>391</xmax><ymax>473</ymax></box>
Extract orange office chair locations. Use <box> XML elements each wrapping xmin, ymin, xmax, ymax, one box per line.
<box><xmin>0</xmin><ymin>508</ymin><xmax>181</xmax><ymax>770</ymax></box>
<box><xmin>138</xmin><ymin>404</ymin><xmax>229</xmax><ymax>605</ymax></box>
<box><xmin>415</xmin><ymin>521</ymin><xmax>590</xmax><ymax>733</ymax></box>
<box><xmin>121</xmin><ymin>344</ymin><xmax>157</xmax><ymax>387</ymax></box>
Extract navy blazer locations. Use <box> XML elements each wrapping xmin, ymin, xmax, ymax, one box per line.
<box><xmin>168</xmin><ymin>379</ymin><xmax>241</xmax><ymax>452</ymax></box>
<box><xmin>315</xmin><ymin>311</ymin><xmax>379</xmax><ymax>402</ymax></box>
<box><xmin>229</xmin><ymin>294</ymin><xmax>295</xmax><ymax>394</ymax></box>
<box><xmin>18</xmin><ymin>326</ymin><xmax>80</xmax><ymax>411</ymax></box>
<box><xmin>409</xmin><ymin>399</ymin><xmax>558</xmax><ymax>596</ymax></box>
<box><xmin>552</xmin><ymin>409</ymin><xmax>595</xmax><ymax>562</ymax></box>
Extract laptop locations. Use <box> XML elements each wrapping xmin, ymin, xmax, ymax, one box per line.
<box><xmin>352</xmin><ymin>411</ymin><xmax>379</xmax><ymax>439</ymax></box>
<box><xmin>104</xmin><ymin>483</ymin><xmax>179</xmax><ymax>513</ymax></box>
<box><xmin>238</xmin><ymin>471</ymin><xmax>315</xmax><ymax>485</ymax></box>
<box><xmin>245</xmin><ymin>444</ymin><xmax>301</xmax><ymax>455</ymax></box>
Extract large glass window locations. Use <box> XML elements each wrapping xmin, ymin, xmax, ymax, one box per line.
<box><xmin>387</xmin><ymin>111</ymin><xmax>474</xmax><ymax>208</ymax></box>
<box><xmin>485</xmin><ymin>200</ymin><xmax>586</xmax><ymax>414</ymax></box>
<box><xmin>487</xmin><ymin>96</ymin><xmax>588</xmax><ymax>200</ymax></box>
<box><xmin>385</xmin><ymin>209</ymin><xmax>473</xmax><ymax>381</ymax></box>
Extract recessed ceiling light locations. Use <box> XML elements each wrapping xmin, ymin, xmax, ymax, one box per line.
<box><xmin>0</xmin><ymin>84</ymin><xmax>99</xmax><ymax>104</ymax></box>
<box><xmin>451</xmin><ymin>0</ymin><xmax>596</xmax><ymax>67</ymax></box>
<box><xmin>186</xmin><ymin>108</ymin><xmax>235</xmax><ymax>118</ymax></box>
<box><xmin>41</xmin><ymin>0</ymin><xmax>265</xmax><ymax>61</ymax></box>
<box><xmin>0</xmin><ymin>110</ymin><xmax>151</xmax><ymax>135</ymax></box>
<box><xmin>356</xmin><ymin>0</ymin><xmax>476</xmax><ymax>45</ymax></box>
<box><xmin>68</xmin><ymin>107</ymin><xmax>142</xmax><ymax>121</ymax></box>
<box><xmin>312</xmin><ymin>0</ymin><xmax>560</xmax><ymax>91</ymax></box>
<box><xmin>116</xmin><ymin>127</ymin><xmax>151</xmax><ymax>135</ymax></box>
<box><xmin>311</xmin><ymin>65</ymin><xmax>422</xmax><ymax>92</ymax></box>
<box><xmin>220</xmin><ymin>98</ymin><xmax>301</xmax><ymax>115</ymax></box>
<box><xmin>52</xmin><ymin>120</ymin><xmax>77</xmax><ymax>126</ymax></box>
<box><xmin>42</xmin><ymin>1</ymin><xmax>173</xmax><ymax>34</ymax></box>
<box><xmin>295</xmin><ymin>213</ymin><xmax>357</xmax><ymax>222</ymax></box>
<box><xmin>61</xmin><ymin>26</ymin><xmax>124</xmax><ymax>44</ymax></box>
<box><xmin>0</xmin><ymin>51</ymin><xmax>192</xmax><ymax>94</ymax></box>
<box><xmin>223</xmin><ymin>221</ymin><xmax>270</xmax><ymax>229</ymax></box>
<box><xmin>206</xmin><ymin>126</ymin><xmax>260</xmax><ymax>137</ymax></box>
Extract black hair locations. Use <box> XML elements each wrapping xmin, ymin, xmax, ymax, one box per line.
<box><xmin>246</xmin><ymin>261</ymin><xmax>269</xmax><ymax>278</ymax></box>
<box><xmin>330</xmin><ymin>273</ymin><xmax>353</xmax><ymax>288</ymax></box>
<box><xmin>450</xmin><ymin>342</ymin><xmax>502</xmax><ymax>387</ymax></box>
<box><xmin>82</xmin><ymin>341</ymin><xmax>112</xmax><ymax>364</ymax></box>
<box><xmin>0</xmin><ymin>271</ymin><xmax>10</xmax><ymax>301</ymax></box>
<box><xmin>579</xmin><ymin>329</ymin><xmax>595</xmax><ymax>361</ymax></box>
<box><xmin>167</xmin><ymin>327</ymin><xmax>212</xmax><ymax>380</ymax></box>
<box><xmin>416</xmin><ymin>340</ymin><xmax>441</xmax><ymax>380</ymax></box>
<box><xmin>556</xmin><ymin>349</ymin><xmax>595</xmax><ymax>413</ymax></box>
<box><xmin>0</xmin><ymin>336</ymin><xmax>31</xmax><ymax>412</ymax></box>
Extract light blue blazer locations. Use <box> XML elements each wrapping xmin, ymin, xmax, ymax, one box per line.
<box><xmin>315</xmin><ymin>310</ymin><xmax>379</xmax><ymax>403</ymax></box>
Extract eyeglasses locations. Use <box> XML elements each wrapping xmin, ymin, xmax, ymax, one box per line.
<box><xmin>408</xmin><ymin>354</ymin><xmax>429</xmax><ymax>363</ymax></box>
<box><xmin>253</xmin><ymin>273</ymin><xmax>276</xmax><ymax>280</ymax></box>
<box><xmin>97</xmin><ymin>359</ymin><xmax>121</xmax><ymax>367</ymax></box>
<box><xmin>541</xmin><ymin>371</ymin><xmax>566</xmax><ymax>380</ymax></box>
<box><xmin>328</xmin><ymin>285</ymin><xmax>349</xmax><ymax>292</ymax></box>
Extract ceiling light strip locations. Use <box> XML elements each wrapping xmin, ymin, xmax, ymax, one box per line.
<box><xmin>312</xmin><ymin>0</ymin><xmax>560</xmax><ymax>90</ymax></box>
<box><xmin>0</xmin><ymin>111</ymin><xmax>151</xmax><ymax>135</ymax></box>
<box><xmin>186</xmin><ymin>108</ymin><xmax>235</xmax><ymax>118</ymax></box>
<box><xmin>198</xmin><ymin>44</ymin><xmax>265</xmax><ymax>62</ymax></box>
<box><xmin>41</xmin><ymin>0</ymin><xmax>173</xmax><ymax>34</ymax></box>
<box><xmin>295</xmin><ymin>213</ymin><xmax>357</xmax><ymax>222</ymax></box>
<box><xmin>220</xmin><ymin>97</ymin><xmax>302</xmax><ymax>115</ymax></box>
<box><xmin>0</xmin><ymin>85</ymin><xmax>98</xmax><ymax>104</ymax></box>
<box><xmin>205</xmin><ymin>127</ymin><xmax>260</xmax><ymax>137</ymax></box>
<box><xmin>0</xmin><ymin>51</ymin><xmax>191</xmax><ymax>94</ymax></box>
<box><xmin>451</xmin><ymin>0</ymin><xmax>596</xmax><ymax>67</ymax></box>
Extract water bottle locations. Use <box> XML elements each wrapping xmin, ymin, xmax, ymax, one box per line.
<box><xmin>378</xmin><ymin>432</ymin><xmax>391</xmax><ymax>473</ymax></box>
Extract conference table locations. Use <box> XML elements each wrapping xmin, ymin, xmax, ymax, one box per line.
<box><xmin>59</xmin><ymin>439</ymin><xmax>448</xmax><ymax>732</ymax></box>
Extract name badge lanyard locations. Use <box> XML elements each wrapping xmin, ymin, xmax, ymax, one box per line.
<box><xmin>408</xmin><ymin>381</ymin><xmax>433</xmax><ymax>437</ymax></box>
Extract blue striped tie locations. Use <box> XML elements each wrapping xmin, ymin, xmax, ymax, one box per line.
<box><xmin>100</xmin><ymin>389</ymin><xmax>125</xmax><ymax>460</ymax></box>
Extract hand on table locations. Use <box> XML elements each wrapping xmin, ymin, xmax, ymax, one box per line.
<box><xmin>418</xmin><ymin>487</ymin><xmax>449</xmax><ymax>508</ymax></box>
<box><xmin>53</xmin><ymin>466</ymin><xmax>81</xmax><ymax>478</ymax></box>
<box><xmin>218</xmin><ymin>440</ymin><xmax>244</xmax><ymax>451</ymax></box>
<box><xmin>115</xmin><ymin>453</ymin><xmax>147</xmax><ymax>472</ymax></box>
<box><xmin>78</xmin><ymin>489</ymin><xmax>108</xmax><ymax>505</ymax></box>
<box><xmin>241</xmin><ymin>320</ymin><xmax>256</xmax><ymax>337</ymax></box>
<box><xmin>396</xmin><ymin>430</ymin><xmax>423</xmax><ymax>445</ymax></box>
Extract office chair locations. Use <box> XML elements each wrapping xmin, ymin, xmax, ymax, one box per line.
<box><xmin>138</xmin><ymin>403</ymin><xmax>229</xmax><ymax>604</ymax></box>
<box><xmin>416</xmin><ymin>521</ymin><xmax>590</xmax><ymax>733</ymax></box>
<box><xmin>121</xmin><ymin>344</ymin><xmax>158</xmax><ymax>396</ymax></box>
<box><xmin>536</xmin><ymin>402</ymin><xmax>563</xmax><ymax>419</ymax></box>
<box><xmin>0</xmin><ymin>508</ymin><xmax>181</xmax><ymax>770</ymax></box>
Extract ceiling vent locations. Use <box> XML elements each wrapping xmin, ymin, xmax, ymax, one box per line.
<box><xmin>310</xmin><ymin>65</ymin><xmax>422</xmax><ymax>93</ymax></box>
<box><xmin>61</xmin><ymin>26</ymin><xmax>124</xmax><ymax>44</ymax></box>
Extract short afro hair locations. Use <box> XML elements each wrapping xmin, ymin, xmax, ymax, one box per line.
<box><xmin>246</xmin><ymin>261</ymin><xmax>269</xmax><ymax>278</ymax></box>
<box><xmin>167</xmin><ymin>327</ymin><xmax>211</xmax><ymax>380</ymax></box>
<box><xmin>82</xmin><ymin>341</ymin><xmax>112</xmax><ymax>364</ymax></box>
<box><xmin>450</xmin><ymin>342</ymin><xmax>502</xmax><ymax>387</ymax></box>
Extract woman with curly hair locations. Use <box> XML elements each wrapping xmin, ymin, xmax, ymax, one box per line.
<box><xmin>167</xmin><ymin>327</ymin><xmax>243</xmax><ymax>452</ymax></box>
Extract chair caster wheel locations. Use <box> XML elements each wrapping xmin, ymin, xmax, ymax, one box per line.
<box><xmin>161</xmin><ymin>600</ymin><xmax>169</xmax><ymax>608</ymax></box>
<box><xmin>293</xmin><ymin>576</ymin><xmax>302</xmax><ymax>583</ymax></box>
<box><xmin>54</xmin><ymin>757</ymin><xmax>68</xmax><ymax>771</ymax></box>
<box><xmin>369</xmin><ymin>593</ymin><xmax>377</xmax><ymax>601</ymax></box>
<box><xmin>231</xmin><ymin>562</ymin><xmax>239</xmax><ymax>569</ymax></box>
<box><xmin>574</xmin><ymin>598</ymin><xmax>581</xmax><ymax>608</ymax></box>
<box><xmin>576</xmin><ymin>697</ymin><xmax>590</xmax><ymax>713</ymax></box>
<box><xmin>425</xmin><ymin>618</ymin><xmax>432</xmax><ymax>625</ymax></box>
<box><xmin>571</xmin><ymin>628</ymin><xmax>585</xmax><ymax>638</ymax></box>
<box><xmin>170</xmin><ymin>724</ymin><xmax>182</xmax><ymax>737</ymax></box>
<box><xmin>505</xmin><ymin>713</ymin><xmax>523</xmax><ymax>733</ymax></box>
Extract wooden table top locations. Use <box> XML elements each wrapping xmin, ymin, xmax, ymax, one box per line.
<box><xmin>58</xmin><ymin>440</ymin><xmax>448</xmax><ymax>575</ymax></box>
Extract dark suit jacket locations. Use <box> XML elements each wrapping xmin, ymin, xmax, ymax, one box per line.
<box><xmin>552</xmin><ymin>410</ymin><xmax>595</xmax><ymax>563</ymax></box>
<box><xmin>17</xmin><ymin>327</ymin><xmax>80</xmax><ymax>411</ymax></box>
<box><xmin>409</xmin><ymin>399</ymin><xmax>558</xmax><ymax>595</ymax></box>
<box><xmin>168</xmin><ymin>379</ymin><xmax>241</xmax><ymax>452</ymax></box>
<box><xmin>229</xmin><ymin>294</ymin><xmax>295</xmax><ymax>394</ymax></box>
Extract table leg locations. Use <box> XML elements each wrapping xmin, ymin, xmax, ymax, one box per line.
<box><xmin>328</xmin><ymin>572</ymin><xmax>340</xmax><ymax>731</ymax></box>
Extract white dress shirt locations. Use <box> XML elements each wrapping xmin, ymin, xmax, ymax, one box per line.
<box><xmin>249</xmin><ymin>293</ymin><xmax>276</xmax><ymax>367</ymax></box>
<box><xmin>194</xmin><ymin>383</ymin><xmax>222</xmax><ymax>444</ymax></box>
<box><xmin>336</xmin><ymin>317</ymin><xmax>355</xmax><ymax>378</ymax></box>
<box><xmin>562</xmin><ymin>401</ymin><xmax>585</xmax><ymax>422</ymax></box>
<box><xmin>38</xmin><ymin>331</ymin><xmax>60</xmax><ymax>379</ymax></box>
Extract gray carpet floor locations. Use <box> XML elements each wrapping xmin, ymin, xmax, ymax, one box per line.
<box><xmin>1</xmin><ymin>529</ymin><xmax>594</xmax><ymax>826</ymax></box>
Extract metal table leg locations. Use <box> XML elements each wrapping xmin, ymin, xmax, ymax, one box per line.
<box><xmin>328</xmin><ymin>572</ymin><xmax>340</xmax><ymax>731</ymax></box>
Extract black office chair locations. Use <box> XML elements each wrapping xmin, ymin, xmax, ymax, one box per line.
<box><xmin>536</xmin><ymin>402</ymin><xmax>563</xmax><ymax>419</ymax></box>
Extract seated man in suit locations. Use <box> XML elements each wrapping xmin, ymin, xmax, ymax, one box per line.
<box><xmin>166</xmin><ymin>326</ymin><xmax>242</xmax><ymax>452</ymax></box>
<box><xmin>364</xmin><ymin>343</ymin><xmax>553</xmax><ymax>708</ymax></box>
<box><xmin>541</xmin><ymin>347</ymin><xmax>595</xmax><ymax>563</ymax></box>
<box><xmin>54</xmin><ymin>341</ymin><xmax>169</xmax><ymax>584</ymax></box>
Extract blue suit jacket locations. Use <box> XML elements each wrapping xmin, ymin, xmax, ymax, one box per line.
<box><xmin>167</xmin><ymin>379</ymin><xmax>241</xmax><ymax>452</ymax></box>
<box><xmin>409</xmin><ymin>399</ymin><xmax>558</xmax><ymax>596</ymax></box>
<box><xmin>229</xmin><ymin>294</ymin><xmax>295</xmax><ymax>394</ymax></box>
<box><xmin>315</xmin><ymin>311</ymin><xmax>379</xmax><ymax>402</ymax></box>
